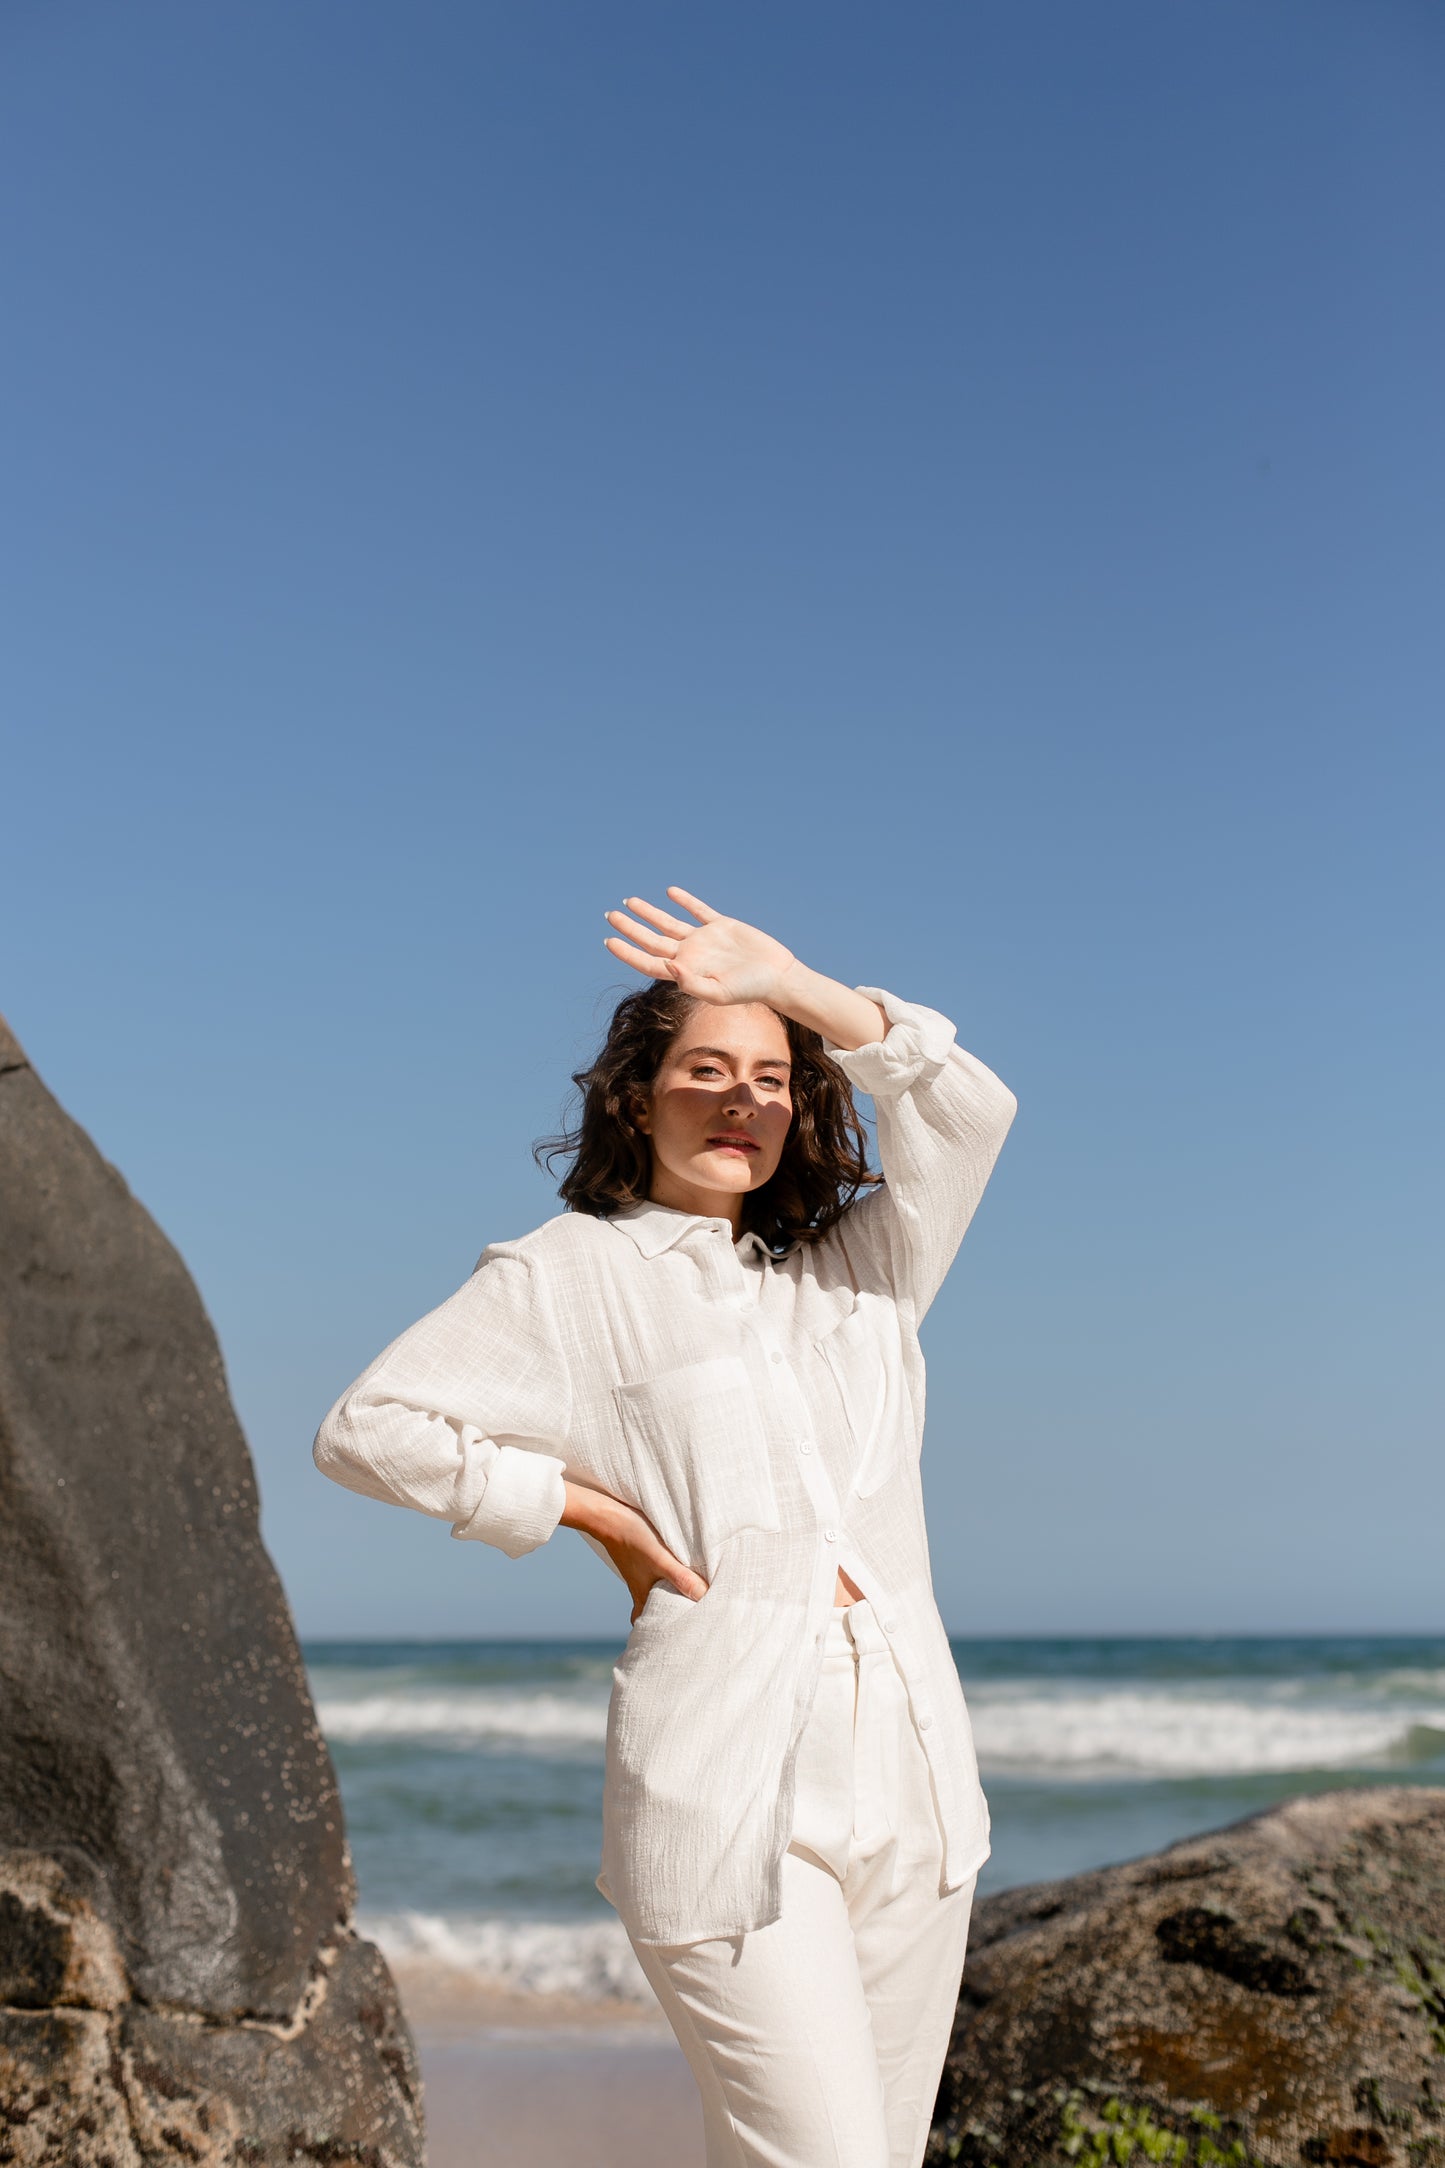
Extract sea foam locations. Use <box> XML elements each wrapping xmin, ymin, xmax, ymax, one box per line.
<box><xmin>966</xmin><ymin>1687</ymin><xmax>1445</xmax><ymax>1778</ymax></box>
<box><xmin>317</xmin><ymin>1689</ymin><xmax>610</xmax><ymax>1747</ymax></box>
<box><xmin>362</xmin><ymin>1909</ymin><xmax>651</xmax><ymax>2003</ymax></box>
<box><xmin>317</xmin><ymin>1679</ymin><xmax>1445</xmax><ymax>1777</ymax></box>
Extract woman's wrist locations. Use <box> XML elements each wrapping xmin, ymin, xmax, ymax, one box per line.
<box><xmin>769</xmin><ymin>960</ymin><xmax>887</xmax><ymax>1054</ymax></box>
<box><xmin>560</xmin><ymin>1480</ymin><xmax>629</xmax><ymax>1542</ymax></box>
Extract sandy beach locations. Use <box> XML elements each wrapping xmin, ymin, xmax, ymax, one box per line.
<box><xmin>393</xmin><ymin>1959</ymin><xmax>702</xmax><ymax>2168</ymax></box>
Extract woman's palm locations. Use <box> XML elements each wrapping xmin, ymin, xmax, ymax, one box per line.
<box><xmin>604</xmin><ymin>887</ymin><xmax>794</xmax><ymax>1006</ymax></box>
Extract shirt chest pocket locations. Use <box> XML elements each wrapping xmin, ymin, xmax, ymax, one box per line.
<box><xmin>612</xmin><ymin>1356</ymin><xmax>781</xmax><ymax>1556</ymax></box>
<box><xmin>815</xmin><ymin>1302</ymin><xmax>895</xmax><ymax>1499</ymax></box>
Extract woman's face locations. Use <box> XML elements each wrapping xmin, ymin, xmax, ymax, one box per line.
<box><xmin>636</xmin><ymin>1002</ymin><xmax>795</xmax><ymax>1218</ymax></box>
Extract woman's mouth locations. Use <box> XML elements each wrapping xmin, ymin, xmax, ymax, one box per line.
<box><xmin>707</xmin><ymin>1133</ymin><xmax>759</xmax><ymax>1156</ymax></box>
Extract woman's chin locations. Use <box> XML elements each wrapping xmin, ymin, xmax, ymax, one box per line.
<box><xmin>697</xmin><ymin>1151</ymin><xmax>763</xmax><ymax>1191</ymax></box>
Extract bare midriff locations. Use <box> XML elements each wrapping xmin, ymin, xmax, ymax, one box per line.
<box><xmin>834</xmin><ymin>1566</ymin><xmax>865</xmax><ymax>1607</ymax></box>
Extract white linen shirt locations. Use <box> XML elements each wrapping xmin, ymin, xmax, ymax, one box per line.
<box><xmin>313</xmin><ymin>988</ymin><xmax>1017</xmax><ymax>1945</ymax></box>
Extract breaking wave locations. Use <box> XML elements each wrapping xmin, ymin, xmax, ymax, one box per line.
<box><xmin>318</xmin><ymin>1690</ymin><xmax>609</xmax><ymax>1748</ymax></box>
<box><xmin>361</xmin><ymin>1910</ymin><xmax>651</xmax><ymax>2004</ymax></box>
<box><xmin>966</xmin><ymin>1688</ymin><xmax>1445</xmax><ymax>1779</ymax></box>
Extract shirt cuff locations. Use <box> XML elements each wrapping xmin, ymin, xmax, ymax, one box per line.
<box><xmin>824</xmin><ymin>986</ymin><xmax>958</xmax><ymax>1100</ymax></box>
<box><xmin>451</xmin><ymin>1445</ymin><xmax>567</xmax><ymax>1558</ymax></box>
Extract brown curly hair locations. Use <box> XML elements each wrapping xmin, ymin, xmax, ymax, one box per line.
<box><xmin>535</xmin><ymin>982</ymin><xmax>879</xmax><ymax>1252</ymax></box>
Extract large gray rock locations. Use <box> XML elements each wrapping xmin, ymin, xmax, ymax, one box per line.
<box><xmin>928</xmin><ymin>1786</ymin><xmax>1445</xmax><ymax>2168</ymax></box>
<box><xmin>0</xmin><ymin>1017</ymin><xmax>423</xmax><ymax>2164</ymax></box>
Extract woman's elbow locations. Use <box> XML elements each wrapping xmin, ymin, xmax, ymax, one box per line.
<box><xmin>312</xmin><ymin>1390</ymin><xmax>375</xmax><ymax>1492</ymax></box>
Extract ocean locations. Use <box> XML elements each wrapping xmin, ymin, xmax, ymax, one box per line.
<box><xmin>305</xmin><ymin>1633</ymin><xmax>1445</xmax><ymax>2006</ymax></box>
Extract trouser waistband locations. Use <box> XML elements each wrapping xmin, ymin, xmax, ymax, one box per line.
<box><xmin>824</xmin><ymin>1598</ymin><xmax>889</xmax><ymax>1660</ymax></box>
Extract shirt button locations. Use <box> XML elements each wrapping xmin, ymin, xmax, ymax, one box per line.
<box><xmin>798</xmin><ymin>1440</ymin><xmax>813</xmax><ymax>1455</ymax></box>
<box><xmin>918</xmin><ymin>1712</ymin><xmax>933</xmax><ymax>1730</ymax></box>
<box><xmin>769</xmin><ymin>1350</ymin><xmax>784</xmax><ymax>1365</ymax></box>
<box><xmin>882</xmin><ymin>1617</ymin><xmax>897</xmax><ymax>1632</ymax></box>
<box><xmin>823</xmin><ymin>1528</ymin><xmax>838</xmax><ymax>1543</ymax></box>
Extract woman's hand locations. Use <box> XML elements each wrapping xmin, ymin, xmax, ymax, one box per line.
<box><xmin>560</xmin><ymin>1480</ymin><xmax>709</xmax><ymax>1625</ymax></box>
<box><xmin>604</xmin><ymin>886</ymin><xmax>888</xmax><ymax>1053</ymax></box>
<box><xmin>604</xmin><ymin>888</ymin><xmax>797</xmax><ymax>1008</ymax></box>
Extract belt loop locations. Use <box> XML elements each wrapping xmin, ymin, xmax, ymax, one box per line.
<box><xmin>844</xmin><ymin>1599</ymin><xmax>881</xmax><ymax>1657</ymax></box>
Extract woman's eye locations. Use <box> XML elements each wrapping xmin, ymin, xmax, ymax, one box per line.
<box><xmin>758</xmin><ymin>1075</ymin><xmax>786</xmax><ymax>1090</ymax></box>
<box><xmin>693</xmin><ymin>1065</ymin><xmax>722</xmax><ymax>1079</ymax></box>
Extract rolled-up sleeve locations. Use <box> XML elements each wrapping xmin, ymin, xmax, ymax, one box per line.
<box><xmin>312</xmin><ymin>1246</ymin><xmax>570</xmax><ymax>1558</ymax></box>
<box><xmin>826</xmin><ymin>986</ymin><xmax>1017</xmax><ymax>1320</ymax></box>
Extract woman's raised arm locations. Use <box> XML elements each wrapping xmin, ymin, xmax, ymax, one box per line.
<box><xmin>603</xmin><ymin>886</ymin><xmax>887</xmax><ymax>1050</ymax></box>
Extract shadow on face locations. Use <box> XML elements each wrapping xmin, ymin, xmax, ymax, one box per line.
<box><xmin>637</xmin><ymin>1003</ymin><xmax>795</xmax><ymax>1214</ymax></box>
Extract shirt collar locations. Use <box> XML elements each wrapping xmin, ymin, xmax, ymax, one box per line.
<box><xmin>608</xmin><ymin>1199</ymin><xmax>778</xmax><ymax>1263</ymax></box>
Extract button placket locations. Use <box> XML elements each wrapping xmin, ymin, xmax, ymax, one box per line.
<box><xmin>758</xmin><ymin>1335</ymin><xmax>861</xmax><ymax>1647</ymax></box>
<box><xmin>688</xmin><ymin>1232</ymin><xmax>744</xmax><ymax>1309</ymax></box>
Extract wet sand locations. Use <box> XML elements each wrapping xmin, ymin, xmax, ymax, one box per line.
<box><xmin>392</xmin><ymin>1960</ymin><xmax>703</xmax><ymax>2168</ymax></box>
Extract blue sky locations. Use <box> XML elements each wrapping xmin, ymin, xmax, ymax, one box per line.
<box><xmin>4</xmin><ymin>1</ymin><xmax>1440</xmax><ymax>1637</ymax></box>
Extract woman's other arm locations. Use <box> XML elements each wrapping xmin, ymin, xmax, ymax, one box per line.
<box><xmin>313</xmin><ymin>1249</ymin><xmax>571</xmax><ymax>1558</ymax></box>
<box><xmin>315</xmin><ymin>1244</ymin><xmax>707</xmax><ymax>1616</ymax></box>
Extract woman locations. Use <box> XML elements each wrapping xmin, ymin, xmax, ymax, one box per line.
<box><xmin>314</xmin><ymin>887</ymin><xmax>1017</xmax><ymax>2168</ymax></box>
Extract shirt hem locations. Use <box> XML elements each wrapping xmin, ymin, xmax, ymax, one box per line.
<box><xmin>597</xmin><ymin>1834</ymin><xmax>992</xmax><ymax>1944</ymax></box>
<box><xmin>943</xmin><ymin>1837</ymin><xmax>992</xmax><ymax>1893</ymax></box>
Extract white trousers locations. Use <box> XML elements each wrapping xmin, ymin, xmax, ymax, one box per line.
<box><xmin>625</xmin><ymin>1600</ymin><xmax>976</xmax><ymax>2168</ymax></box>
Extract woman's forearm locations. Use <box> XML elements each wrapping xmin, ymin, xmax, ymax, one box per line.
<box><xmin>561</xmin><ymin>1479</ymin><xmax>709</xmax><ymax>1612</ymax></box>
<box><xmin>601</xmin><ymin>889</ymin><xmax>888</xmax><ymax>1051</ymax></box>
<box><xmin>769</xmin><ymin>962</ymin><xmax>887</xmax><ymax>1054</ymax></box>
<box><xmin>560</xmin><ymin>1478</ymin><xmax>629</xmax><ymax>1542</ymax></box>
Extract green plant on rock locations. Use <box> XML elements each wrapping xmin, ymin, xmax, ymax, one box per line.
<box><xmin>1393</xmin><ymin>1944</ymin><xmax>1445</xmax><ymax>2056</ymax></box>
<box><xmin>1354</xmin><ymin>1916</ymin><xmax>1445</xmax><ymax>2057</ymax></box>
<box><xmin>1059</xmin><ymin>2093</ymin><xmax>1187</xmax><ymax>2165</ymax></box>
<box><xmin>1055</xmin><ymin>2091</ymin><xmax>1266</xmax><ymax>2168</ymax></box>
<box><xmin>940</xmin><ymin>2129</ymin><xmax>1002</xmax><ymax>2164</ymax></box>
<box><xmin>1310</xmin><ymin>1881</ymin><xmax>1445</xmax><ymax>2061</ymax></box>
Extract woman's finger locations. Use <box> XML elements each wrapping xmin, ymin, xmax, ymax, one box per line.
<box><xmin>657</xmin><ymin>1566</ymin><xmax>708</xmax><ymax>1601</ymax></box>
<box><xmin>653</xmin><ymin>1544</ymin><xmax>708</xmax><ymax>1601</ymax></box>
<box><xmin>666</xmin><ymin>963</ymin><xmax>725</xmax><ymax>1003</ymax></box>
<box><xmin>623</xmin><ymin>894</ymin><xmax>697</xmax><ymax>939</ymax></box>
<box><xmin>604</xmin><ymin>909</ymin><xmax>678</xmax><ymax>959</ymax></box>
<box><xmin>604</xmin><ymin>936</ymin><xmax>674</xmax><ymax>980</ymax></box>
<box><xmin>665</xmin><ymin>885</ymin><xmax>720</xmax><ymax>923</ymax></box>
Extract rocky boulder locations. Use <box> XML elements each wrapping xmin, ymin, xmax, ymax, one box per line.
<box><xmin>928</xmin><ymin>1786</ymin><xmax>1445</xmax><ymax>2168</ymax></box>
<box><xmin>0</xmin><ymin>1016</ymin><xmax>423</xmax><ymax>2165</ymax></box>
